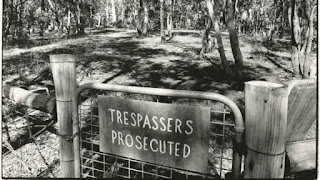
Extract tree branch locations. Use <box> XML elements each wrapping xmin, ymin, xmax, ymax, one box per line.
<box><xmin>46</xmin><ymin>0</ymin><xmax>55</xmax><ymax>11</ymax></box>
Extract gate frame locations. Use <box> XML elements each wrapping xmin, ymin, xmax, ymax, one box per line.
<box><xmin>72</xmin><ymin>83</ymin><xmax>244</xmax><ymax>178</ymax></box>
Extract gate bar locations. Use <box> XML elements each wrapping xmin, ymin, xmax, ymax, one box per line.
<box><xmin>72</xmin><ymin>83</ymin><xmax>244</xmax><ymax>178</ymax></box>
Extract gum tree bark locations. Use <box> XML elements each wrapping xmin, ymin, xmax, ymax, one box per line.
<box><xmin>111</xmin><ymin>0</ymin><xmax>116</xmax><ymax>23</ymax></box>
<box><xmin>39</xmin><ymin>0</ymin><xmax>45</xmax><ymax>36</ymax></box>
<box><xmin>136</xmin><ymin>0</ymin><xmax>148</xmax><ymax>36</ymax></box>
<box><xmin>290</xmin><ymin>0</ymin><xmax>301</xmax><ymax>75</ymax></box>
<box><xmin>167</xmin><ymin>0</ymin><xmax>173</xmax><ymax>39</ymax></box>
<box><xmin>160</xmin><ymin>0</ymin><xmax>166</xmax><ymax>42</ymax></box>
<box><xmin>67</xmin><ymin>9</ymin><xmax>71</xmax><ymax>27</ymax></box>
<box><xmin>225</xmin><ymin>0</ymin><xmax>243</xmax><ymax>81</ymax></box>
<box><xmin>288</xmin><ymin>2</ymin><xmax>292</xmax><ymax>28</ymax></box>
<box><xmin>76</xmin><ymin>1</ymin><xmax>85</xmax><ymax>34</ymax></box>
<box><xmin>121</xmin><ymin>3</ymin><xmax>126</xmax><ymax>26</ymax></box>
<box><xmin>302</xmin><ymin>1</ymin><xmax>316</xmax><ymax>77</ymax></box>
<box><xmin>201</xmin><ymin>15</ymin><xmax>212</xmax><ymax>55</ymax></box>
<box><xmin>141</xmin><ymin>0</ymin><xmax>149</xmax><ymax>35</ymax></box>
<box><xmin>207</xmin><ymin>0</ymin><xmax>232</xmax><ymax>75</ymax></box>
<box><xmin>105</xmin><ymin>0</ymin><xmax>109</xmax><ymax>25</ymax></box>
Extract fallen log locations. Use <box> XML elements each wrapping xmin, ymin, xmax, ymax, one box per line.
<box><xmin>3</xmin><ymin>84</ymin><xmax>101</xmax><ymax>156</ymax></box>
<box><xmin>3</xmin><ymin>85</ymin><xmax>56</xmax><ymax>114</ymax></box>
<box><xmin>2</xmin><ymin>85</ymin><xmax>57</xmax><ymax>154</ymax></box>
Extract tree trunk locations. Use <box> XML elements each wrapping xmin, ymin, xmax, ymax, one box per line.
<box><xmin>226</xmin><ymin>0</ymin><xmax>243</xmax><ymax>82</ymax></box>
<box><xmin>167</xmin><ymin>14</ymin><xmax>172</xmax><ymax>38</ymax></box>
<box><xmin>300</xmin><ymin>27</ymin><xmax>309</xmax><ymax>54</ymax></box>
<box><xmin>142</xmin><ymin>1</ymin><xmax>148</xmax><ymax>35</ymax></box>
<box><xmin>39</xmin><ymin>0</ymin><xmax>45</xmax><ymax>36</ymax></box>
<box><xmin>303</xmin><ymin>3</ymin><xmax>316</xmax><ymax>77</ymax></box>
<box><xmin>288</xmin><ymin>1</ymin><xmax>292</xmax><ymax>29</ymax></box>
<box><xmin>206</xmin><ymin>0</ymin><xmax>232</xmax><ymax>75</ymax></box>
<box><xmin>215</xmin><ymin>22</ymin><xmax>232</xmax><ymax>75</ymax></box>
<box><xmin>89</xmin><ymin>7</ymin><xmax>93</xmax><ymax>27</ymax></box>
<box><xmin>201</xmin><ymin>16</ymin><xmax>212</xmax><ymax>55</ymax></box>
<box><xmin>267</xmin><ymin>8</ymin><xmax>277</xmax><ymax>42</ymax></box>
<box><xmin>73</xmin><ymin>6</ymin><xmax>79</xmax><ymax>34</ymax></box>
<box><xmin>137</xmin><ymin>0</ymin><xmax>148</xmax><ymax>36</ymax></box>
<box><xmin>278</xmin><ymin>2</ymin><xmax>285</xmax><ymax>38</ymax></box>
<box><xmin>98</xmin><ymin>16</ymin><xmax>101</xmax><ymax>26</ymax></box>
<box><xmin>16</xmin><ymin>1</ymin><xmax>21</xmax><ymax>38</ymax></box>
<box><xmin>4</xmin><ymin>0</ymin><xmax>14</xmax><ymax>39</ymax></box>
<box><xmin>136</xmin><ymin>8</ymin><xmax>143</xmax><ymax>35</ymax></box>
<box><xmin>74</xmin><ymin>1</ymin><xmax>85</xmax><ymax>35</ymax></box>
<box><xmin>160</xmin><ymin>0</ymin><xmax>166</xmax><ymax>42</ymax></box>
<box><xmin>106</xmin><ymin>0</ymin><xmax>109</xmax><ymax>25</ymax></box>
<box><xmin>290</xmin><ymin>0</ymin><xmax>301</xmax><ymax>75</ymax></box>
<box><xmin>111</xmin><ymin>0</ymin><xmax>116</xmax><ymax>23</ymax></box>
<box><xmin>267</xmin><ymin>24</ymin><xmax>275</xmax><ymax>41</ymax></box>
<box><xmin>122</xmin><ymin>6</ymin><xmax>126</xmax><ymax>27</ymax></box>
<box><xmin>179</xmin><ymin>14</ymin><xmax>183</xmax><ymax>29</ymax></box>
<box><xmin>67</xmin><ymin>9</ymin><xmax>71</xmax><ymax>27</ymax></box>
<box><xmin>167</xmin><ymin>0</ymin><xmax>173</xmax><ymax>38</ymax></box>
<box><xmin>55</xmin><ymin>15</ymin><xmax>60</xmax><ymax>30</ymax></box>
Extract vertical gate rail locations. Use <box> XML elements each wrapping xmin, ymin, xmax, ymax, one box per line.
<box><xmin>72</xmin><ymin>83</ymin><xmax>244</xmax><ymax>178</ymax></box>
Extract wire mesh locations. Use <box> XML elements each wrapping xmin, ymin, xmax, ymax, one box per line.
<box><xmin>78</xmin><ymin>89</ymin><xmax>239</xmax><ymax>179</ymax></box>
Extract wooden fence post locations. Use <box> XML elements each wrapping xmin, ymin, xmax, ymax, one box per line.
<box><xmin>50</xmin><ymin>54</ymin><xmax>76</xmax><ymax>177</ymax></box>
<box><xmin>244</xmin><ymin>81</ymin><xmax>288</xmax><ymax>178</ymax></box>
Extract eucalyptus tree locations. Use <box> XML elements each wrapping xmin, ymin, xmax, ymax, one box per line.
<box><xmin>160</xmin><ymin>0</ymin><xmax>166</xmax><ymax>42</ymax></box>
<box><xmin>111</xmin><ymin>0</ymin><xmax>117</xmax><ymax>22</ymax></box>
<box><xmin>136</xmin><ymin>0</ymin><xmax>149</xmax><ymax>35</ymax></box>
<box><xmin>290</xmin><ymin>0</ymin><xmax>317</xmax><ymax>77</ymax></box>
<box><xmin>204</xmin><ymin>0</ymin><xmax>232</xmax><ymax>75</ymax></box>
<box><xmin>225</xmin><ymin>0</ymin><xmax>244</xmax><ymax>82</ymax></box>
<box><xmin>301</xmin><ymin>0</ymin><xmax>317</xmax><ymax>77</ymax></box>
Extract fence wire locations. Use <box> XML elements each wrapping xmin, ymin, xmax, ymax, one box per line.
<box><xmin>78</xmin><ymin>89</ymin><xmax>239</xmax><ymax>178</ymax></box>
<box><xmin>2</xmin><ymin>99</ymin><xmax>60</xmax><ymax>178</ymax></box>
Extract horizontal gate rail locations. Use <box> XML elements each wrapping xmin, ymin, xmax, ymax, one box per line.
<box><xmin>72</xmin><ymin>83</ymin><xmax>244</xmax><ymax>178</ymax></box>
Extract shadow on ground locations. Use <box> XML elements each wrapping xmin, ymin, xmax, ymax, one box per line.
<box><xmin>2</xmin><ymin>28</ymin><xmax>299</xmax><ymax>112</ymax></box>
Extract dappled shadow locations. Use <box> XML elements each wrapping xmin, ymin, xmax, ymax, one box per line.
<box><xmin>3</xmin><ymin>33</ymin><xmax>66</xmax><ymax>50</ymax></box>
<box><xmin>243</xmin><ymin>64</ymin><xmax>269</xmax><ymax>82</ymax></box>
<box><xmin>3</xmin><ymin>28</ymin><xmax>317</xmax><ymax>178</ymax></box>
<box><xmin>1</xmin><ymin>31</ymin><xmax>254</xmax><ymax>112</ymax></box>
<box><xmin>86</xmin><ymin>27</ymin><xmax>124</xmax><ymax>35</ymax></box>
<box><xmin>249</xmin><ymin>49</ymin><xmax>293</xmax><ymax>74</ymax></box>
<box><xmin>264</xmin><ymin>52</ymin><xmax>292</xmax><ymax>73</ymax></box>
<box><xmin>129</xmin><ymin>56</ymin><xmax>232</xmax><ymax>91</ymax></box>
<box><xmin>261</xmin><ymin>39</ymin><xmax>291</xmax><ymax>52</ymax></box>
<box><xmin>172</xmin><ymin>31</ymin><xmax>201</xmax><ymax>37</ymax></box>
<box><xmin>2</xmin><ymin>29</ymin><xmax>300</xmax><ymax>113</ymax></box>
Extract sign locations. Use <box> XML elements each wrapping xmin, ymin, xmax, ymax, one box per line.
<box><xmin>98</xmin><ymin>96</ymin><xmax>210</xmax><ymax>173</ymax></box>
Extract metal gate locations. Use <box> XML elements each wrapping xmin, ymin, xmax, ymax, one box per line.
<box><xmin>72</xmin><ymin>84</ymin><xmax>244</xmax><ymax>178</ymax></box>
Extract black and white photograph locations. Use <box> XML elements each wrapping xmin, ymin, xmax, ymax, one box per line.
<box><xmin>1</xmin><ymin>0</ymin><xmax>318</xmax><ymax>178</ymax></box>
